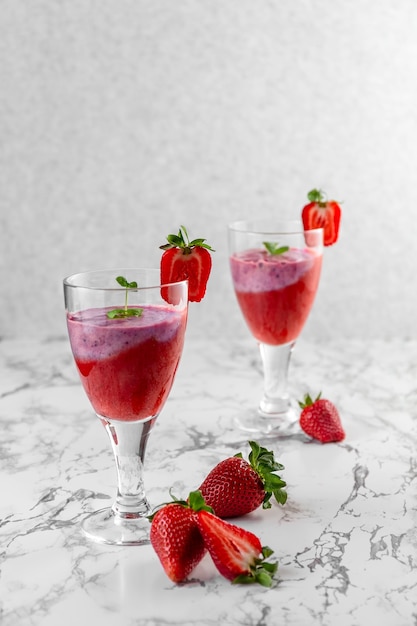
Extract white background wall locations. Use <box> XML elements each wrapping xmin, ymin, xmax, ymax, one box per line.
<box><xmin>1</xmin><ymin>0</ymin><xmax>416</xmax><ymax>341</ymax></box>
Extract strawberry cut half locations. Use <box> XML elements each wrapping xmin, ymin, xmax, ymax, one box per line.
<box><xmin>302</xmin><ymin>188</ymin><xmax>341</xmax><ymax>246</ymax></box>
<box><xmin>196</xmin><ymin>509</ymin><xmax>278</xmax><ymax>586</ymax></box>
<box><xmin>160</xmin><ymin>225</ymin><xmax>214</xmax><ymax>303</ymax></box>
<box><xmin>161</xmin><ymin>246</ymin><xmax>212</xmax><ymax>302</ymax></box>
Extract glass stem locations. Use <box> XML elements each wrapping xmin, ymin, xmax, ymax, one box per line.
<box><xmin>258</xmin><ymin>341</ymin><xmax>295</xmax><ymax>416</ymax></box>
<box><xmin>101</xmin><ymin>417</ymin><xmax>156</xmax><ymax>520</ymax></box>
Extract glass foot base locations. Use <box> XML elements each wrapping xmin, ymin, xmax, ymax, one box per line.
<box><xmin>234</xmin><ymin>405</ymin><xmax>299</xmax><ymax>437</ymax></box>
<box><xmin>82</xmin><ymin>507</ymin><xmax>151</xmax><ymax>546</ymax></box>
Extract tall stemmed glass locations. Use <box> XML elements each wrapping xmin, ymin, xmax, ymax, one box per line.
<box><xmin>228</xmin><ymin>220</ymin><xmax>323</xmax><ymax>436</ymax></box>
<box><xmin>64</xmin><ymin>269</ymin><xmax>188</xmax><ymax>545</ymax></box>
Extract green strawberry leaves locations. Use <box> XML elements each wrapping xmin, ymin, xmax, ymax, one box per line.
<box><xmin>307</xmin><ymin>188</ymin><xmax>326</xmax><ymax>204</ymax></box>
<box><xmin>232</xmin><ymin>546</ymin><xmax>278</xmax><ymax>587</ymax></box>
<box><xmin>148</xmin><ymin>489</ymin><xmax>213</xmax><ymax>521</ymax></box>
<box><xmin>160</xmin><ymin>225</ymin><xmax>215</xmax><ymax>253</ymax></box>
<box><xmin>298</xmin><ymin>392</ymin><xmax>322</xmax><ymax>409</ymax></box>
<box><xmin>238</xmin><ymin>440</ymin><xmax>287</xmax><ymax>508</ymax></box>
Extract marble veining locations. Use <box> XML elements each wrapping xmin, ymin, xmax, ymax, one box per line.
<box><xmin>1</xmin><ymin>335</ymin><xmax>417</xmax><ymax>626</ymax></box>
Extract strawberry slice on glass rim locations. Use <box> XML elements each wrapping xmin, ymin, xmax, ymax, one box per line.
<box><xmin>302</xmin><ymin>188</ymin><xmax>342</xmax><ymax>246</ymax></box>
<box><xmin>160</xmin><ymin>225</ymin><xmax>214</xmax><ymax>303</ymax></box>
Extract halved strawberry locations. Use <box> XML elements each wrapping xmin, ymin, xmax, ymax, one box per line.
<box><xmin>302</xmin><ymin>189</ymin><xmax>341</xmax><ymax>246</ymax></box>
<box><xmin>149</xmin><ymin>492</ymin><xmax>210</xmax><ymax>583</ymax></box>
<box><xmin>196</xmin><ymin>509</ymin><xmax>278</xmax><ymax>586</ymax></box>
<box><xmin>198</xmin><ymin>441</ymin><xmax>287</xmax><ymax>518</ymax></box>
<box><xmin>160</xmin><ymin>225</ymin><xmax>214</xmax><ymax>302</ymax></box>
<box><xmin>299</xmin><ymin>393</ymin><xmax>345</xmax><ymax>443</ymax></box>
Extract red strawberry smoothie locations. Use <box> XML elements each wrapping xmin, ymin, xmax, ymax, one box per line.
<box><xmin>67</xmin><ymin>305</ymin><xmax>187</xmax><ymax>421</ymax></box>
<box><xmin>230</xmin><ymin>247</ymin><xmax>322</xmax><ymax>345</ymax></box>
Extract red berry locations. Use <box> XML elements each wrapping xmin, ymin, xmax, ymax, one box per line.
<box><xmin>160</xmin><ymin>225</ymin><xmax>214</xmax><ymax>302</ymax></box>
<box><xmin>299</xmin><ymin>393</ymin><xmax>345</xmax><ymax>443</ymax></box>
<box><xmin>198</xmin><ymin>441</ymin><xmax>287</xmax><ymax>518</ymax></box>
<box><xmin>196</xmin><ymin>509</ymin><xmax>277</xmax><ymax>586</ymax></box>
<box><xmin>150</xmin><ymin>501</ymin><xmax>206</xmax><ymax>582</ymax></box>
<box><xmin>302</xmin><ymin>189</ymin><xmax>341</xmax><ymax>246</ymax></box>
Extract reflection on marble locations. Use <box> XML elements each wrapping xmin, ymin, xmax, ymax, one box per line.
<box><xmin>1</xmin><ymin>335</ymin><xmax>417</xmax><ymax>625</ymax></box>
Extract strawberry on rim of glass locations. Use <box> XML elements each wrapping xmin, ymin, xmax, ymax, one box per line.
<box><xmin>302</xmin><ymin>188</ymin><xmax>342</xmax><ymax>246</ymax></box>
<box><xmin>160</xmin><ymin>225</ymin><xmax>214</xmax><ymax>303</ymax></box>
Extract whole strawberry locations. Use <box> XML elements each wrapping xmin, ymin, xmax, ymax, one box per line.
<box><xmin>150</xmin><ymin>492</ymin><xmax>210</xmax><ymax>583</ymax></box>
<box><xmin>198</xmin><ymin>441</ymin><xmax>287</xmax><ymax>518</ymax></box>
<box><xmin>196</xmin><ymin>509</ymin><xmax>278</xmax><ymax>586</ymax></box>
<box><xmin>302</xmin><ymin>188</ymin><xmax>341</xmax><ymax>246</ymax></box>
<box><xmin>299</xmin><ymin>393</ymin><xmax>345</xmax><ymax>443</ymax></box>
<box><xmin>160</xmin><ymin>225</ymin><xmax>214</xmax><ymax>302</ymax></box>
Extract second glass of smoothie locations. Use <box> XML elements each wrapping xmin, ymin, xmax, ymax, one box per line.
<box><xmin>228</xmin><ymin>220</ymin><xmax>323</xmax><ymax>435</ymax></box>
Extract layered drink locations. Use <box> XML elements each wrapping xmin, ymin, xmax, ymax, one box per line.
<box><xmin>67</xmin><ymin>305</ymin><xmax>187</xmax><ymax>421</ymax></box>
<box><xmin>230</xmin><ymin>247</ymin><xmax>322</xmax><ymax>345</ymax></box>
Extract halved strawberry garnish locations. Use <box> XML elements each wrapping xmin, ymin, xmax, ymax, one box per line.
<box><xmin>302</xmin><ymin>189</ymin><xmax>341</xmax><ymax>246</ymax></box>
<box><xmin>160</xmin><ymin>226</ymin><xmax>214</xmax><ymax>302</ymax></box>
<box><xmin>196</xmin><ymin>509</ymin><xmax>278</xmax><ymax>586</ymax></box>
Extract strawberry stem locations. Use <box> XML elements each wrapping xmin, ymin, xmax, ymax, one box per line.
<box><xmin>232</xmin><ymin>546</ymin><xmax>278</xmax><ymax>587</ymax></box>
<box><xmin>160</xmin><ymin>225</ymin><xmax>215</xmax><ymax>252</ymax></box>
<box><xmin>238</xmin><ymin>441</ymin><xmax>287</xmax><ymax>507</ymax></box>
<box><xmin>148</xmin><ymin>490</ymin><xmax>213</xmax><ymax>521</ymax></box>
<box><xmin>307</xmin><ymin>188</ymin><xmax>326</xmax><ymax>203</ymax></box>
<box><xmin>298</xmin><ymin>392</ymin><xmax>322</xmax><ymax>409</ymax></box>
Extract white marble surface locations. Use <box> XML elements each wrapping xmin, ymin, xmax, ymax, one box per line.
<box><xmin>1</xmin><ymin>334</ymin><xmax>417</xmax><ymax>626</ymax></box>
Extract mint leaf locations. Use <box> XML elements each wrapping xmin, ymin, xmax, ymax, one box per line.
<box><xmin>263</xmin><ymin>242</ymin><xmax>290</xmax><ymax>256</ymax></box>
<box><xmin>107</xmin><ymin>308</ymin><xmax>143</xmax><ymax>319</ymax></box>
<box><xmin>116</xmin><ymin>276</ymin><xmax>138</xmax><ymax>289</ymax></box>
<box><xmin>116</xmin><ymin>276</ymin><xmax>129</xmax><ymax>288</ymax></box>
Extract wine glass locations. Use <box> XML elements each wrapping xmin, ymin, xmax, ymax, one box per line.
<box><xmin>63</xmin><ymin>269</ymin><xmax>188</xmax><ymax>545</ymax></box>
<box><xmin>228</xmin><ymin>220</ymin><xmax>323</xmax><ymax>436</ymax></box>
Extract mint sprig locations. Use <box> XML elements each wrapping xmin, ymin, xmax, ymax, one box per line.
<box><xmin>106</xmin><ymin>276</ymin><xmax>143</xmax><ymax>319</ymax></box>
<box><xmin>263</xmin><ymin>241</ymin><xmax>290</xmax><ymax>256</ymax></box>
